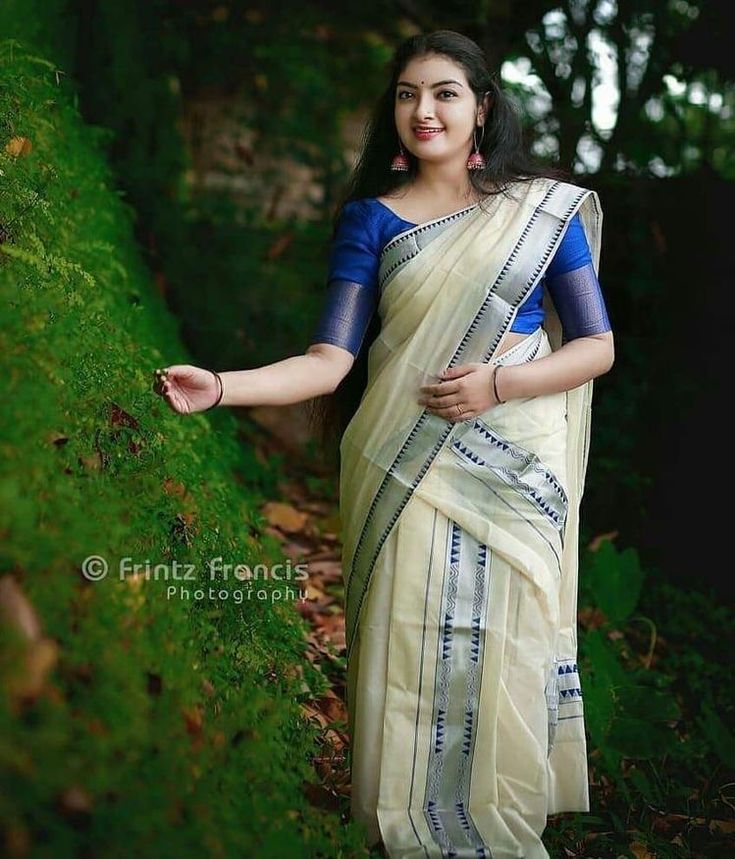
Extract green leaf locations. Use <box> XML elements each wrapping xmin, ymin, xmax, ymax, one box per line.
<box><xmin>583</xmin><ymin>540</ymin><xmax>646</xmax><ymax>623</ymax></box>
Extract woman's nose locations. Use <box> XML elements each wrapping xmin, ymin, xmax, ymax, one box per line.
<box><xmin>413</xmin><ymin>92</ymin><xmax>437</xmax><ymax>119</ymax></box>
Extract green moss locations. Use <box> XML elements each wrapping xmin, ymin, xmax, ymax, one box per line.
<box><xmin>0</xmin><ymin>40</ymin><xmax>366</xmax><ymax>857</ymax></box>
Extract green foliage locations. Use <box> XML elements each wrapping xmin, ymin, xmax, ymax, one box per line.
<box><xmin>583</xmin><ymin>628</ymin><xmax>680</xmax><ymax>768</ymax></box>
<box><xmin>581</xmin><ymin>540</ymin><xmax>646</xmax><ymax>624</ymax></box>
<box><xmin>159</xmin><ymin>192</ymin><xmax>333</xmax><ymax>371</ymax></box>
<box><xmin>0</xmin><ymin>40</ymin><xmax>367</xmax><ymax>857</ymax></box>
<box><xmin>545</xmin><ymin>538</ymin><xmax>735</xmax><ymax>855</ymax></box>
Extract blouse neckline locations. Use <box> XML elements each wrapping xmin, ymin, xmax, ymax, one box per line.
<box><xmin>369</xmin><ymin>197</ymin><xmax>481</xmax><ymax>229</ymax></box>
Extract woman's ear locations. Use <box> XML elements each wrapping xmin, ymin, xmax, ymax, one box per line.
<box><xmin>477</xmin><ymin>91</ymin><xmax>493</xmax><ymax>125</ymax></box>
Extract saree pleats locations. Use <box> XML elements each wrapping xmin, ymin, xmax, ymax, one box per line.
<box><xmin>340</xmin><ymin>178</ymin><xmax>602</xmax><ymax>857</ymax></box>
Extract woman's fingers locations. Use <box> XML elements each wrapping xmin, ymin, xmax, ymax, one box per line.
<box><xmin>424</xmin><ymin>398</ymin><xmax>471</xmax><ymax>421</ymax></box>
<box><xmin>152</xmin><ymin>367</ymin><xmax>170</xmax><ymax>397</ymax></box>
<box><xmin>152</xmin><ymin>364</ymin><xmax>211</xmax><ymax>414</ymax></box>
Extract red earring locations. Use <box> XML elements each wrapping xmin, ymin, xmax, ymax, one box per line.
<box><xmin>467</xmin><ymin>125</ymin><xmax>486</xmax><ymax>171</ymax></box>
<box><xmin>390</xmin><ymin>139</ymin><xmax>410</xmax><ymax>172</ymax></box>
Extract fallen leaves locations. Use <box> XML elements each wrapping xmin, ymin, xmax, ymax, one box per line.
<box><xmin>5</xmin><ymin>136</ymin><xmax>32</xmax><ymax>157</ymax></box>
<box><xmin>301</xmin><ymin>691</ymin><xmax>350</xmax><ymax>802</ymax></box>
<box><xmin>242</xmin><ymin>418</ymin><xmax>352</xmax><ymax>809</ymax></box>
<box><xmin>263</xmin><ymin>501</ymin><xmax>309</xmax><ymax>533</ymax></box>
<box><xmin>108</xmin><ymin>403</ymin><xmax>140</xmax><ymax>430</ymax></box>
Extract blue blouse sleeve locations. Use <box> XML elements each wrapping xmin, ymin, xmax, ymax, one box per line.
<box><xmin>545</xmin><ymin>213</ymin><xmax>612</xmax><ymax>341</ymax></box>
<box><xmin>308</xmin><ymin>200</ymin><xmax>380</xmax><ymax>358</ymax></box>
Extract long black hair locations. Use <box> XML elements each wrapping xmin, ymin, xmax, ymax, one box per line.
<box><xmin>307</xmin><ymin>29</ymin><xmax>570</xmax><ymax>464</ymax></box>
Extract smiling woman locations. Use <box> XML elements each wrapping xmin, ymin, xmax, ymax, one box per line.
<box><xmin>303</xmin><ymin>32</ymin><xmax>614</xmax><ymax>859</ymax></box>
<box><xmin>153</xmin><ymin>27</ymin><xmax>614</xmax><ymax>859</ymax></box>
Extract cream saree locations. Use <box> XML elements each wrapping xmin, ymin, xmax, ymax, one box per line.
<box><xmin>339</xmin><ymin>177</ymin><xmax>602</xmax><ymax>858</ymax></box>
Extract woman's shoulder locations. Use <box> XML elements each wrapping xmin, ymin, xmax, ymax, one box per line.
<box><xmin>337</xmin><ymin>197</ymin><xmax>386</xmax><ymax>225</ymax></box>
<box><xmin>339</xmin><ymin>197</ymin><xmax>413</xmax><ymax>254</ymax></box>
<box><xmin>342</xmin><ymin>196</ymin><xmax>398</xmax><ymax>216</ymax></box>
<box><xmin>330</xmin><ymin>199</ymin><xmax>391</xmax><ymax>257</ymax></box>
<box><xmin>333</xmin><ymin>199</ymin><xmax>379</xmax><ymax>235</ymax></box>
<box><xmin>337</xmin><ymin>197</ymin><xmax>414</xmax><ymax>244</ymax></box>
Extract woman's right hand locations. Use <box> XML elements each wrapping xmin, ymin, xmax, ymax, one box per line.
<box><xmin>152</xmin><ymin>365</ymin><xmax>222</xmax><ymax>415</ymax></box>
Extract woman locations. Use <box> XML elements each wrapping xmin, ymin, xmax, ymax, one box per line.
<box><xmin>153</xmin><ymin>30</ymin><xmax>614</xmax><ymax>859</ymax></box>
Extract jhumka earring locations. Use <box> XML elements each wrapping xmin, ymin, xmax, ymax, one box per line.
<box><xmin>390</xmin><ymin>139</ymin><xmax>410</xmax><ymax>172</ymax></box>
<box><xmin>467</xmin><ymin>125</ymin><xmax>486</xmax><ymax>171</ymax></box>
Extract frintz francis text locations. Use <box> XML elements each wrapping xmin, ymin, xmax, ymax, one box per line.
<box><xmin>119</xmin><ymin>556</ymin><xmax>309</xmax><ymax>581</ymax></box>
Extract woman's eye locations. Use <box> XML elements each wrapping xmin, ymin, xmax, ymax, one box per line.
<box><xmin>397</xmin><ymin>90</ymin><xmax>457</xmax><ymax>100</ymax></box>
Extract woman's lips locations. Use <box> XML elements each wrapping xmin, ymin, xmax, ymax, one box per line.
<box><xmin>413</xmin><ymin>127</ymin><xmax>444</xmax><ymax>141</ymax></box>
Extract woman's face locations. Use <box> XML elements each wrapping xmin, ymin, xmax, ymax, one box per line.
<box><xmin>394</xmin><ymin>53</ymin><xmax>484</xmax><ymax>166</ymax></box>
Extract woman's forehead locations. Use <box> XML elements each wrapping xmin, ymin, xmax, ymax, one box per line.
<box><xmin>399</xmin><ymin>54</ymin><xmax>468</xmax><ymax>85</ymax></box>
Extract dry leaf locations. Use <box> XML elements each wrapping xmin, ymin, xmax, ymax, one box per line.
<box><xmin>163</xmin><ymin>477</ymin><xmax>188</xmax><ymax>499</ymax></box>
<box><xmin>5</xmin><ymin>137</ymin><xmax>32</xmax><ymax>157</ymax></box>
<box><xmin>307</xmin><ymin>549</ymin><xmax>341</xmax><ymax>562</ymax></box>
<box><xmin>59</xmin><ymin>785</ymin><xmax>93</xmax><ymax>815</ymax></box>
<box><xmin>305</xmin><ymin>583</ymin><xmax>331</xmax><ymax>603</ymax></box>
<box><xmin>313</xmin><ymin>614</ymin><xmax>346</xmax><ymax>650</ymax></box>
<box><xmin>108</xmin><ymin>402</ymin><xmax>140</xmax><ymax>430</ymax></box>
<box><xmin>280</xmin><ymin>540</ymin><xmax>312</xmax><ymax>561</ymax></box>
<box><xmin>262</xmin><ymin>501</ymin><xmax>308</xmax><ymax>533</ymax></box>
<box><xmin>578</xmin><ymin>606</ymin><xmax>608</xmax><ymax>630</ymax></box>
<box><xmin>182</xmin><ymin>705</ymin><xmax>204</xmax><ymax>736</ymax></box>
<box><xmin>0</xmin><ymin>575</ymin><xmax>42</xmax><ymax>641</ymax></box>
<box><xmin>300</xmin><ymin>703</ymin><xmax>330</xmax><ymax>728</ymax></box>
<box><xmin>588</xmin><ymin>530</ymin><xmax>618</xmax><ymax>552</ymax></box>
<box><xmin>305</xmin><ymin>560</ymin><xmax>343</xmax><ymax>582</ymax></box>
<box><xmin>78</xmin><ymin>452</ymin><xmax>103</xmax><ymax>471</ymax></box>
<box><xmin>315</xmin><ymin>691</ymin><xmax>346</xmax><ymax>723</ymax></box>
<box><xmin>299</xmin><ymin>501</ymin><xmax>331</xmax><ymax>515</ymax></box>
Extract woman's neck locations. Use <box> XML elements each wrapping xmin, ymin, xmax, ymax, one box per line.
<box><xmin>413</xmin><ymin>159</ymin><xmax>478</xmax><ymax>202</ymax></box>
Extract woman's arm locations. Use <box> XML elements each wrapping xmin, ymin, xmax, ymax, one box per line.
<box><xmin>219</xmin><ymin>343</ymin><xmax>354</xmax><ymax>407</ymax></box>
<box><xmin>496</xmin><ymin>330</ymin><xmax>614</xmax><ymax>401</ymax></box>
<box><xmin>153</xmin><ymin>344</ymin><xmax>354</xmax><ymax>415</ymax></box>
<box><xmin>418</xmin><ymin>331</ymin><xmax>614</xmax><ymax>420</ymax></box>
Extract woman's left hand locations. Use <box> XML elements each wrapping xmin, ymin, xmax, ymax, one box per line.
<box><xmin>418</xmin><ymin>362</ymin><xmax>499</xmax><ymax>422</ymax></box>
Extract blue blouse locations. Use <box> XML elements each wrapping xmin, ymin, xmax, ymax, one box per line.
<box><xmin>309</xmin><ymin>197</ymin><xmax>612</xmax><ymax>357</ymax></box>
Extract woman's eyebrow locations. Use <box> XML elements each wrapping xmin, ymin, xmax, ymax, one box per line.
<box><xmin>396</xmin><ymin>79</ymin><xmax>464</xmax><ymax>89</ymax></box>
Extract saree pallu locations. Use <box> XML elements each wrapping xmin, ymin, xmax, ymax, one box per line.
<box><xmin>339</xmin><ymin>178</ymin><xmax>602</xmax><ymax>858</ymax></box>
